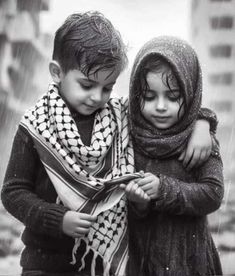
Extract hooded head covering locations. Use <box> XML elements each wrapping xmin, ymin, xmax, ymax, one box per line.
<box><xmin>129</xmin><ymin>36</ymin><xmax>202</xmax><ymax>159</ymax></box>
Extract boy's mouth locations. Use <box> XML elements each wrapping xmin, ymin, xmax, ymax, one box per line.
<box><xmin>84</xmin><ymin>104</ymin><xmax>98</xmax><ymax>109</ymax></box>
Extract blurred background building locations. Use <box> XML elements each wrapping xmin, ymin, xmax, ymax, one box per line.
<box><xmin>0</xmin><ymin>0</ymin><xmax>51</xmax><ymax>273</ymax></box>
<box><xmin>191</xmin><ymin>0</ymin><xmax>235</xmax><ymax>179</ymax></box>
<box><xmin>191</xmin><ymin>0</ymin><xmax>235</xmax><ymax>273</ymax></box>
<box><xmin>0</xmin><ymin>0</ymin><xmax>51</xmax><ymax>125</ymax></box>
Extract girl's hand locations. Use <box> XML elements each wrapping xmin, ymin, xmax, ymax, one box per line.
<box><xmin>62</xmin><ymin>211</ymin><xmax>97</xmax><ymax>238</ymax></box>
<box><xmin>136</xmin><ymin>172</ymin><xmax>160</xmax><ymax>200</ymax></box>
<box><xmin>120</xmin><ymin>181</ymin><xmax>150</xmax><ymax>203</ymax></box>
<box><xmin>179</xmin><ymin>119</ymin><xmax>212</xmax><ymax>170</ymax></box>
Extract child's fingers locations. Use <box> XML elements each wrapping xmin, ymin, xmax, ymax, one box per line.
<box><xmin>149</xmin><ymin>193</ymin><xmax>159</xmax><ymax>200</ymax></box>
<box><xmin>119</xmin><ymin>183</ymin><xmax>126</xmax><ymax>189</ymax></box>
<box><xmin>199</xmin><ymin>149</ymin><xmax>210</xmax><ymax>164</ymax></box>
<box><xmin>136</xmin><ymin>187</ymin><xmax>148</xmax><ymax>198</ymax></box>
<box><xmin>140</xmin><ymin>183</ymin><xmax>154</xmax><ymax>192</ymax></box>
<box><xmin>74</xmin><ymin>227</ymin><xmax>90</xmax><ymax>237</ymax></box>
<box><xmin>144</xmin><ymin>193</ymin><xmax>151</xmax><ymax>201</ymax></box>
<box><xmin>79</xmin><ymin>213</ymin><xmax>97</xmax><ymax>222</ymax></box>
<box><xmin>205</xmin><ymin>149</ymin><xmax>211</xmax><ymax>161</ymax></box>
<box><xmin>125</xmin><ymin>181</ymin><xmax>138</xmax><ymax>193</ymax></box>
<box><xmin>78</xmin><ymin>219</ymin><xmax>94</xmax><ymax>228</ymax></box>
<box><xmin>182</xmin><ymin>148</ymin><xmax>194</xmax><ymax>168</ymax></box>
<box><xmin>195</xmin><ymin>150</ymin><xmax>205</xmax><ymax>167</ymax></box>
<box><xmin>178</xmin><ymin>150</ymin><xmax>186</xmax><ymax>161</ymax></box>
<box><xmin>186</xmin><ymin>149</ymin><xmax>199</xmax><ymax>170</ymax></box>
<box><xmin>136</xmin><ymin>176</ymin><xmax>154</xmax><ymax>187</ymax></box>
<box><xmin>187</xmin><ymin>147</ymin><xmax>209</xmax><ymax>170</ymax></box>
<box><xmin>134</xmin><ymin>187</ymin><xmax>150</xmax><ymax>201</ymax></box>
<box><xmin>134</xmin><ymin>186</ymin><xmax>142</xmax><ymax>195</ymax></box>
<box><xmin>125</xmin><ymin>182</ymin><xmax>149</xmax><ymax>200</ymax></box>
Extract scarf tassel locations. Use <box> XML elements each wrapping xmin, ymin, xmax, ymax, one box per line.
<box><xmin>70</xmin><ymin>238</ymin><xmax>81</xmax><ymax>265</ymax></box>
<box><xmin>103</xmin><ymin>259</ymin><xmax>111</xmax><ymax>276</ymax></box>
<box><xmin>71</xmin><ymin>238</ymin><xmax>112</xmax><ymax>276</ymax></box>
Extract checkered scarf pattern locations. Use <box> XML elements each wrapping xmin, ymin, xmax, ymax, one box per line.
<box><xmin>20</xmin><ymin>83</ymin><xmax>134</xmax><ymax>276</ymax></box>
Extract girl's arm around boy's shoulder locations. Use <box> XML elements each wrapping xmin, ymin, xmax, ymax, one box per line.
<box><xmin>152</xmin><ymin>139</ymin><xmax>224</xmax><ymax>217</ymax></box>
<box><xmin>1</xmin><ymin>125</ymin><xmax>69</xmax><ymax>238</ymax></box>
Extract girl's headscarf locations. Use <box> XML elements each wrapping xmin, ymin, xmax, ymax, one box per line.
<box><xmin>129</xmin><ymin>36</ymin><xmax>202</xmax><ymax>159</ymax></box>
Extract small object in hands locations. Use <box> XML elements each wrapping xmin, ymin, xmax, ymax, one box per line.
<box><xmin>104</xmin><ymin>172</ymin><xmax>144</xmax><ymax>187</ymax></box>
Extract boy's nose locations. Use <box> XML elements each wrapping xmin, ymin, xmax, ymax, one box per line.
<box><xmin>90</xmin><ymin>88</ymin><xmax>103</xmax><ymax>102</ymax></box>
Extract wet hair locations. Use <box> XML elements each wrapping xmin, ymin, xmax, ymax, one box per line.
<box><xmin>133</xmin><ymin>55</ymin><xmax>187</xmax><ymax>118</ymax></box>
<box><xmin>52</xmin><ymin>11</ymin><xmax>128</xmax><ymax>76</ymax></box>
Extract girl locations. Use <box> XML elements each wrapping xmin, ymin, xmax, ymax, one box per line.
<box><xmin>124</xmin><ymin>36</ymin><xmax>224</xmax><ymax>276</ymax></box>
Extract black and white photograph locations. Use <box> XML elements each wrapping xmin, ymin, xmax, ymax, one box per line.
<box><xmin>0</xmin><ymin>0</ymin><xmax>235</xmax><ymax>275</ymax></box>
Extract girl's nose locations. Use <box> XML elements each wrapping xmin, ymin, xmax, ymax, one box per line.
<box><xmin>156</xmin><ymin>97</ymin><xmax>167</xmax><ymax>111</ymax></box>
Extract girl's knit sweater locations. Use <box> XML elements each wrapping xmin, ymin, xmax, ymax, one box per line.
<box><xmin>128</xmin><ymin>147</ymin><xmax>223</xmax><ymax>276</ymax></box>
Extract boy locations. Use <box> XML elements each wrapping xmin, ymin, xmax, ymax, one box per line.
<box><xmin>1</xmin><ymin>11</ymin><xmax>216</xmax><ymax>276</ymax></box>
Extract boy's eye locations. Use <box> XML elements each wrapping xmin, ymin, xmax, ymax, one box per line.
<box><xmin>80</xmin><ymin>83</ymin><xmax>92</xmax><ymax>90</ymax></box>
<box><xmin>103</xmin><ymin>86</ymin><xmax>113</xmax><ymax>93</ymax></box>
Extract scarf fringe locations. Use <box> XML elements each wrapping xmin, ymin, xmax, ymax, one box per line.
<box><xmin>70</xmin><ymin>238</ymin><xmax>81</xmax><ymax>265</ymax></box>
<box><xmin>71</xmin><ymin>238</ymin><xmax>112</xmax><ymax>276</ymax></box>
<box><xmin>56</xmin><ymin>196</ymin><xmax>61</xmax><ymax>205</ymax></box>
<box><xmin>91</xmin><ymin>250</ymin><xmax>98</xmax><ymax>276</ymax></box>
<box><xmin>103</xmin><ymin>260</ymin><xmax>111</xmax><ymax>276</ymax></box>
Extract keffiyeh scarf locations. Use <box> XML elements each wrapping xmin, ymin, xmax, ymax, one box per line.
<box><xmin>20</xmin><ymin>83</ymin><xmax>134</xmax><ymax>276</ymax></box>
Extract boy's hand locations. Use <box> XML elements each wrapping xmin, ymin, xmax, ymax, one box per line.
<box><xmin>62</xmin><ymin>211</ymin><xmax>97</xmax><ymax>238</ymax></box>
<box><xmin>179</xmin><ymin>119</ymin><xmax>212</xmax><ymax>170</ymax></box>
<box><xmin>136</xmin><ymin>172</ymin><xmax>160</xmax><ymax>200</ymax></box>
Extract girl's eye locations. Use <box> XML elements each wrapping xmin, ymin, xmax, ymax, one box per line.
<box><xmin>144</xmin><ymin>91</ymin><xmax>155</xmax><ymax>101</ymax></box>
<box><xmin>168</xmin><ymin>91</ymin><xmax>181</xmax><ymax>102</ymax></box>
<box><xmin>168</xmin><ymin>95</ymin><xmax>180</xmax><ymax>102</ymax></box>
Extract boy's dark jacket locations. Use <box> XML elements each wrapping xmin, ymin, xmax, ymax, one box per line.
<box><xmin>128</xmin><ymin>36</ymin><xmax>224</xmax><ymax>276</ymax></box>
<box><xmin>1</xmin><ymin>112</ymin><xmax>105</xmax><ymax>274</ymax></box>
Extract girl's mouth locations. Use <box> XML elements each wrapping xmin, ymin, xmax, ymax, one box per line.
<box><xmin>153</xmin><ymin>116</ymin><xmax>170</xmax><ymax>121</ymax></box>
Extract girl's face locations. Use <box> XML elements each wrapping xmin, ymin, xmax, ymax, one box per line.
<box><xmin>141</xmin><ymin>68</ymin><xmax>184</xmax><ymax>130</ymax></box>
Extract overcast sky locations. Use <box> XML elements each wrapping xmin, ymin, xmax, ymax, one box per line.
<box><xmin>41</xmin><ymin>0</ymin><xmax>191</xmax><ymax>64</ymax></box>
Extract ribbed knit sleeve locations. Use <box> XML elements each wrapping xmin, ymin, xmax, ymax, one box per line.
<box><xmin>153</xmin><ymin>151</ymin><xmax>224</xmax><ymax>216</ymax></box>
<box><xmin>1</xmin><ymin>126</ymin><xmax>69</xmax><ymax>237</ymax></box>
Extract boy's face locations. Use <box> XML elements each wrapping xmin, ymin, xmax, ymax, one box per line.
<box><xmin>59</xmin><ymin>67</ymin><xmax>120</xmax><ymax>115</ymax></box>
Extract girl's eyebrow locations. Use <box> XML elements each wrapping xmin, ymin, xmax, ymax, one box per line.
<box><xmin>169</xmin><ymin>89</ymin><xmax>180</xmax><ymax>92</ymax></box>
<box><xmin>167</xmin><ymin>88</ymin><xmax>180</xmax><ymax>93</ymax></box>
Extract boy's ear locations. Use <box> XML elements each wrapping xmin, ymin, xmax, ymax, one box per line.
<box><xmin>49</xmin><ymin>60</ymin><xmax>63</xmax><ymax>83</ymax></box>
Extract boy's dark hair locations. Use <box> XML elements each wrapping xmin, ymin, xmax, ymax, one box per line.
<box><xmin>52</xmin><ymin>11</ymin><xmax>128</xmax><ymax>75</ymax></box>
